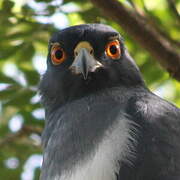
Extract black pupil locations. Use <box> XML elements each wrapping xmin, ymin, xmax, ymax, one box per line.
<box><xmin>110</xmin><ymin>45</ymin><xmax>117</xmax><ymax>54</ymax></box>
<box><xmin>55</xmin><ymin>49</ymin><xmax>63</xmax><ymax>59</ymax></box>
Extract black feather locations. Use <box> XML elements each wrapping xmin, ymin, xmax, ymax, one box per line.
<box><xmin>39</xmin><ymin>24</ymin><xmax>180</xmax><ymax>180</ymax></box>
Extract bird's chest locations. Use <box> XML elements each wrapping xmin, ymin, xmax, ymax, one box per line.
<box><xmin>42</xmin><ymin>96</ymin><xmax>135</xmax><ymax>180</ymax></box>
<box><xmin>55</xmin><ymin>115</ymin><xmax>132</xmax><ymax>180</ymax></box>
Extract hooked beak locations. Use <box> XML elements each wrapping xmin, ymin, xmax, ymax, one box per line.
<box><xmin>70</xmin><ymin>42</ymin><xmax>103</xmax><ymax>80</ymax></box>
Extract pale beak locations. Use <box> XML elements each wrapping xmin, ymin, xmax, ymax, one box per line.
<box><xmin>70</xmin><ymin>48</ymin><xmax>102</xmax><ymax>80</ymax></box>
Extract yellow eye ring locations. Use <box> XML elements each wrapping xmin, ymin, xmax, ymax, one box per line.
<box><xmin>51</xmin><ymin>44</ymin><xmax>66</xmax><ymax>65</ymax></box>
<box><xmin>105</xmin><ymin>40</ymin><xmax>121</xmax><ymax>60</ymax></box>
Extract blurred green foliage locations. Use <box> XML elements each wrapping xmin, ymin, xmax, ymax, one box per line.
<box><xmin>0</xmin><ymin>0</ymin><xmax>179</xmax><ymax>179</ymax></box>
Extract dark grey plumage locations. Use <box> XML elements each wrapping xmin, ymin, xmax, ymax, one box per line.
<box><xmin>39</xmin><ymin>24</ymin><xmax>180</xmax><ymax>180</ymax></box>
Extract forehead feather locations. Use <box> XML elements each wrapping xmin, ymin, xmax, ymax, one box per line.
<box><xmin>61</xmin><ymin>24</ymin><xmax>118</xmax><ymax>34</ymax></box>
<box><xmin>50</xmin><ymin>24</ymin><xmax>120</xmax><ymax>43</ymax></box>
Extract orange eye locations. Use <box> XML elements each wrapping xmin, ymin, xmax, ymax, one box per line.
<box><xmin>105</xmin><ymin>40</ymin><xmax>121</xmax><ymax>59</ymax></box>
<box><xmin>51</xmin><ymin>44</ymin><xmax>66</xmax><ymax>65</ymax></box>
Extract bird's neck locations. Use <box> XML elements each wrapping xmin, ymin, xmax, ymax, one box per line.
<box><xmin>41</xmin><ymin>84</ymin><xmax>146</xmax><ymax>115</ymax></box>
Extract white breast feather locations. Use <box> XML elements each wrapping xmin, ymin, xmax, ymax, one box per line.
<box><xmin>54</xmin><ymin>116</ymin><xmax>137</xmax><ymax>180</ymax></box>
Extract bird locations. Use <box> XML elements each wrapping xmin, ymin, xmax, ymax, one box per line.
<box><xmin>39</xmin><ymin>24</ymin><xmax>180</xmax><ymax>180</ymax></box>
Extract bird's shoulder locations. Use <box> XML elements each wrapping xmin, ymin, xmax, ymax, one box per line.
<box><xmin>127</xmin><ymin>90</ymin><xmax>180</xmax><ymax>152</ymax></box>
<box><xmin>119</xmin><ymin>90</ymin><xmax>180</xmax><ymax>180</ymax></box>
<box><xmin>130</xmin><ymin>90</ymin><xmax>180</xmax><ymax>125</ymax></box>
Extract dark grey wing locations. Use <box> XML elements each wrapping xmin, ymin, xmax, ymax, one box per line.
<box><xmin>117</xmin><ymin>91</ymin><xmax>180</xmax><ymax>180</ymax></box>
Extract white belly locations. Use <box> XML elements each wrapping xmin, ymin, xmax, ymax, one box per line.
<box><xmin>54</xmin><ymin>116</ymin><xmax>136</xmax><ymax>180</ymax></box>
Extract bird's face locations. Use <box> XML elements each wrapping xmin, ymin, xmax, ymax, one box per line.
<box><xmin>40</xmin><ymin>24</ymin><xmax>144</xmax><ymax>107</ymax></box>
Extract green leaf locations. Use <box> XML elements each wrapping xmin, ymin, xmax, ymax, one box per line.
<box><xmin>0</xmin><ymin>85</ymin><xmax>21</xmax><ymax>100</ymax></box>
<box><xmin>0</xmin><ymin>73</ymin><xmax>17</xmax><ymax>84</ymax></box>
<box><xmin>3</xmin><ymin>88</ymin><xmax>35</xmax><ymax>108</ymax></box>
<box><xmin>20</xmin><ymin>69</ymin><xmax>40</xmax><ymax>86</ymax></box>
<box><xmin>2</xmin><ymin>0</ymin><xmax>14</xmax><ymax>12</ymax></box>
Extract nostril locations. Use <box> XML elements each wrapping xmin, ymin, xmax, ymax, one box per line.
<box><xmin>75</xmin><ymin>52</ymin><xmax>78</xmax><ymax>56</ymax></box>
<box><xmin>90</xmin><ymin>49</ymin><xmax>93</xmax><ymax>55</ymax></box>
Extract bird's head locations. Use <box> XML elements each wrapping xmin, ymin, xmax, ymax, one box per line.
<box><xmin>39</xmin><ymin>24</ymin><xmax>144</xmax><ymax>108</ymax></box>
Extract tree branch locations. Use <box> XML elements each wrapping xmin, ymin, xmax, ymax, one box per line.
<box><xmin>90</xmin><ymin>0</ymin><xmax>180</xmax><ymax>81</ymax></box>
<box><xmin>167</xmin><ymin>0</ymin><xmax>180</xmax><ymax>23</ymax></box>
<box><xmin>0</xmin><ymin>125</ymin><xmax>42</xmax><ymax>147</ymax></box>
<box><xmin>134</xmin><ymin>1</ymin><xmax>180</xmax><ymax>48</ymax></box>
